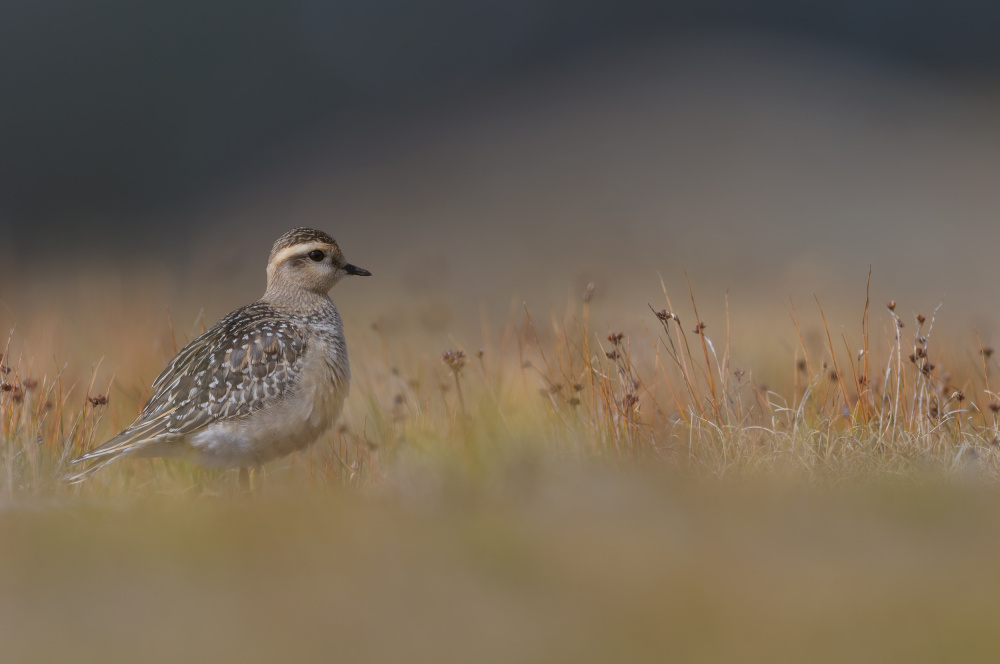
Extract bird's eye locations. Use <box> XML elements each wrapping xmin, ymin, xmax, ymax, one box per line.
<box><xmin>307</xmin><ymin>250</ymin><xmax>325</xmax><ymax>262</ymax></box>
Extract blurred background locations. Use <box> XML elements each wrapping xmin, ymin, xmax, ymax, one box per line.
<box><xmin>5</xmin><ymin>7</ymin><xmax>1000</xmax><ymax>660</ymax></box>
<box><xmin>2</xmin><ymin>0</ymin><xmax>1000</xmax><ymax>347</ymax></box>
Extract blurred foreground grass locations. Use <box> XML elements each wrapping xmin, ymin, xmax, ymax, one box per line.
<box><xmin>4</xmin><ymin>274</ymin><xmax>1000</xmax><ymax>661</ymax></box>
<box><xmin>5</xmin><ymin>478</ymin><xmax>1000</xmax><ymax>663</ymax></box>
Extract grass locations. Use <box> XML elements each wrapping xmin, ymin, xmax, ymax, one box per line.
<box><xmin>3</xmin><ymin>271</ymin><xmax>1000</xmax><ymax>662</ymax></box>
<box><xmin>3</xmin><ymin>272</ymin><xmax>999</xmax><ymax>496</ymax></box>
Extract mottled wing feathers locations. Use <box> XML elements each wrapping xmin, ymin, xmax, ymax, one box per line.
<box><xmin>74</xmin><ymin>303</ymin><xmax>307</xmax><ymax>463</ymax></box>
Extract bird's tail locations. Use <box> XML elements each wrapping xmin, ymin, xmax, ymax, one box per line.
<box><xmin>61</xmin><ymin>426</ymin><xmax>152</xmax><ymax>484</ymax></box>
<box><xmin>62</xmin><ymin>450</ymin><xmax>130</xmax><ymax>484</ymax></box>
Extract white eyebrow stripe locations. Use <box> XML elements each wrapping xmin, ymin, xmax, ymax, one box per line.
<box><xmin>269</xmin><ymin>242</ymin><xmax>334</xmax><ymax>266</ymax></box>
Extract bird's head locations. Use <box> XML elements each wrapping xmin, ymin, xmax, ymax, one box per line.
<box><xmin>265</xmin><ymin>228</ymin><xmax>371</xmax><ymax>296</ymax></box>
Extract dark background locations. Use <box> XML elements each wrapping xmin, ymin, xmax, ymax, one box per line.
<box><xmin>3</xmin><ymin>1</ymin><xmax>1000</xmax><ymax>238</ymax></box>
<box><xmin>3</xmin><ymin>0</ymin><xmax>1000</xmax><ymax>337</ymax></box>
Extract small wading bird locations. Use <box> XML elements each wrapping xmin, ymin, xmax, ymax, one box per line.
<box><xmin>66</xmin><ymin>228</ymin><xmax>370</xmax><ymax>488</ymax></box>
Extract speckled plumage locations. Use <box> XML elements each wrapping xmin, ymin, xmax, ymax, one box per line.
<box><xmin>67</xmin><ymin>228</ymin><xmax>369</xmax><ymax>483</ymax></box>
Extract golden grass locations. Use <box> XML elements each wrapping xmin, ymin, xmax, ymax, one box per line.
<box><xmin>3</xmin><ymin>272</ymin><xmax>1000</xmax><ymax>661</ymax></box>
<box><xmin>2</xmin><ymin>273</ymin><xmax>999</xmax><ymax>496</ymax></box>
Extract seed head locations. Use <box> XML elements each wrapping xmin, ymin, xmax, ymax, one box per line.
<box><xmin>982</xmin><ymin>348</ymin><xmax>994</xmax><ymax>359</ymax></box>
<box><xmin>692</xmin><ymin>322</ymin><xmax>706</xmax><ymax>335</ymax></box>
<box><xmin>88</xmin><ymin>394</ymin><xmax>108</xmax><ymax>406</ymax></box>
<box><xmin>622</xmin><ymin>394</ymin><xmax>639</xmax><ymax>411</ymax></box>
<box><xmin>733</xmin><ymin>368</ymin><xmax>745</xmax><ymax>379</ymax></box>
<box><xmin>607</xmin><ymin>332</ymin><xmax>625</xmax><ymax>346</ymax></box>
<box><xmin>887</xmin><ymin>300</ymin><xmax>896</xmax><ymax>312</ymax></box>
<box><xmin>441</xmin><ymin>350</ymin><xmax>467</xmax><ymax>374</ymax></box>
<box><xmin>916</xmin><ymin>314</ymin><xmax>926</xmax><ymax>325</ymax></box>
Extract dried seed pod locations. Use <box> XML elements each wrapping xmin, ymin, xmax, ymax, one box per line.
<box><xmin>441</xmin><ymin>350</ymin><xmax>467</xmax><ymax>373</ymax></box>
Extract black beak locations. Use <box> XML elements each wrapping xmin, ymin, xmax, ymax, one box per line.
<box><xmin>343</xmin><ymin>263</ymin><xmax>371</xmax><ymax>276</ymax></box>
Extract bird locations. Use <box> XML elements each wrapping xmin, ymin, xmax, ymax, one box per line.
<box><xmin>66</xmin><ymin>227</ymin><xmax>371</xmax><ymax>488</ymax></box>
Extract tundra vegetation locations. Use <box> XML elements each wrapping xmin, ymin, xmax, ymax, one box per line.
<box><xmin>3</xmin><ymin>273</ymin><xmax>1000</xmax><ymax>662</ymax></box>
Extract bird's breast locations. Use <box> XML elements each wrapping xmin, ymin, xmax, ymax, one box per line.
<box><xmin>187</xmin><ymin>329</ymin><xmax>350</xmax><ymax>467</ymax></box>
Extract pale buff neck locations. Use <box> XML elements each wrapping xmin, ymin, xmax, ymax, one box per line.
<box><xmin>260</xmin><ymin>283</ymin><xmax>336</xmax><ymax>314</ymax></box>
